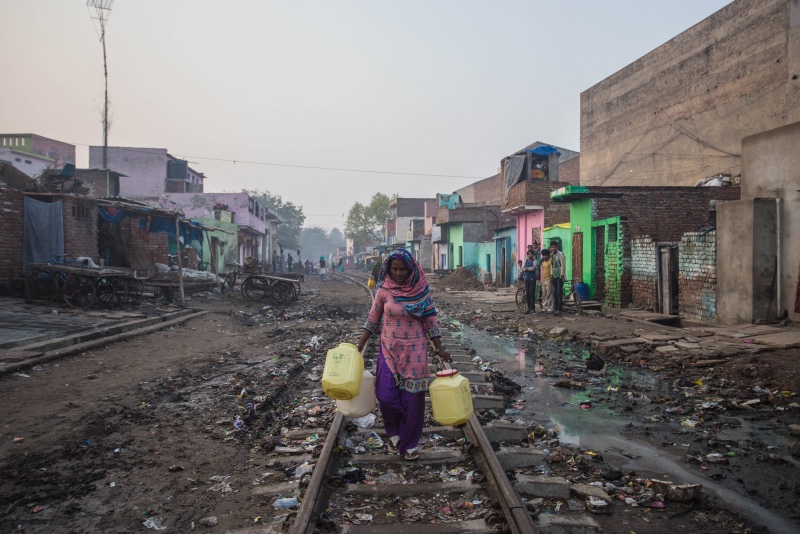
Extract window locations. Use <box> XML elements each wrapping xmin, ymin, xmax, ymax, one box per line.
<box><xmin>15</xmin><ymin>158</ymin><xmax>21</xmax><ymax>162</ymax></box>
<box><xmin>24</xmin><ymin>160</ymin><xmax>31</xmax><ymax>164</ymax></box>
<box><xmin>608</xmin><ymin>223</ymin><xmax>618</xmax><ymax>242</ymax></box>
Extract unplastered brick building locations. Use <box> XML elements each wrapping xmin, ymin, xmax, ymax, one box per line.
<box><xmin>550</xmin><ymin>185</ymin><xmax>740</xmax><ymax>317</ymax></box>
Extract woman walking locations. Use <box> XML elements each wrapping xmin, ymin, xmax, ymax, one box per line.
<box><xmin>356</xmin><ymin>250</ymin><xmax>450</xmax><ymax>460</ymax></box>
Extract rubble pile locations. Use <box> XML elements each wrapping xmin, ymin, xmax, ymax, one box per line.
<box><xmin>437</xmin><ymin>267</ymin><xmax>484</xmax><ymax>291</ymax></box>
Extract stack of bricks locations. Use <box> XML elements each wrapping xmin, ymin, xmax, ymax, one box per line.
<box><xmin>679</xmin><ymin>229</ymin><xmax>717</xmax><ymax>322</ymax></box>
<box><xmin>0</xmin><ymin>188</ymin><xmax>24</xmax><ymax>284</ymax></box>
<box><xmin>631</xmin><ymin>236</ymin><xmax>658</xmax><ymax>311</ymax></box>
<box><xmin>602</xmin><ymin>219</ymin><xmax>632</xmax><ymax>308</ymax></box>
<box><xmin>180</xmin><ymin>248</ymin><xmax>199</xmax><ymax>270</ymax></box>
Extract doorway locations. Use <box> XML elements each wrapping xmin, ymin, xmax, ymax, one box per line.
<box><xmin>658</xmin><ymin>245</ymin><xmax>679</xmax><ymax>315</ymax></box>
<box><xmin>572</xmin><ymin>232</ymin><xmax>583</xmax><ymax>283</ymax></box>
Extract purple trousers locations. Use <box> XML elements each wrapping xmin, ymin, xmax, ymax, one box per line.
<box><xmin>375</xmin><ymin>347</ymin><xmax>425</xmax><ymax>454</ymax></box>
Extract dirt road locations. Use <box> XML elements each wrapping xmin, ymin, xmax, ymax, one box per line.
<box><xmin>1</xmin><ymin>275</ymin><xmax>798</xmax><ymax>533</ymax></box>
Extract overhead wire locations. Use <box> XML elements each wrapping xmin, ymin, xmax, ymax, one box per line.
<box><xmin>69</xmin><ymin>142</ymin><xmax>486</xmax><ymax>180</ymax></box>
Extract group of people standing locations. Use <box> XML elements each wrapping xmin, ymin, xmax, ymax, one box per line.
<box><xmin>519</xmin><ymin>241</ymin><xmax>566</xmax><ymax>314</ymax></box>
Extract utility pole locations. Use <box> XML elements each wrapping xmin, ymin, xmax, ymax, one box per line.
<box><xmin>87</xmin><ymin>0</ymin><xmax>114</xmax><ymax>169</ymax></box>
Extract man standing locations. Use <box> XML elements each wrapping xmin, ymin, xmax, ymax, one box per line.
<box><xmin>549</xmin><ymin>242</ymin><xmax>566</xmax><ymax>313</ymax></box>
<box><xmin>287</xmin><ymin>253</ymin><xmax>294</xmax><ymax>272</ymax></box>
<box><xmin>521</xmin><ymin>249</ymin><xmax>539</xmax><ymax>314</ymax></box>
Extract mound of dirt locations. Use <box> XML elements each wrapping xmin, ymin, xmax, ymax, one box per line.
<box><xmin>438</xmin><ymin>267</ymin><xmax>484</xmax><ymax>291</ymax></box>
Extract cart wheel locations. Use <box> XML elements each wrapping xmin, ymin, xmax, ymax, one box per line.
<box><xmin>25</xmin><ymin>269</ymin><xmax>59</xmax><ymax>302</ymax></box>
<box><xmin>242</xmin><ymin>276</ymin><xmax>269</xmax><ymax>302</ymax></box>
<box><xmin>63</xmin><ymin>274</ymin><xmax>96</xmax><ymax>309</ymax></box>
<box><xmin>271</xmin><ymin>281</ymin><xmax>295</xmax><ymax>306</ymax></box>
<box><xmin>95</xmin><ymin>277</ymin><xmax>127</xmax><ymax>308</ymax></box>
<box><xmin>515</xmin><ymin>287</ymin><xmax>527</xmax><ymax>313</ymax></box>
<box><xmin>126</xmin><ymin>279</ymin><xmax>144</xmax><ymax>303</ymax></box>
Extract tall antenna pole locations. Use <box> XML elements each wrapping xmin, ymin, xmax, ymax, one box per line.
<box><xmin>87</xmin><ymin>0</ymin><xmax>114</xmax><ymax>169</ymax></box>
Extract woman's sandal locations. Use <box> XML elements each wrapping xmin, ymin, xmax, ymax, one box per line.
<box><xmin>387</xmin><ymin>437</ymin><xmax>399</xmax><ymax>454</ymax></box>
<box><xmin>404</xmin><ymin>449</ymin><xmax>419</xmax><ymax>461</ymax></box>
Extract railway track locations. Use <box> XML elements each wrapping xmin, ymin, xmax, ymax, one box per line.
<box><xmin>285</xmin><ymin>272</ymin><xmax>537</xmax><ymax>534</ymax></box>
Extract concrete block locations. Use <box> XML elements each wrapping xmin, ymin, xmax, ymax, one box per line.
<box><xmin>655</xmin><ymin>345</ymin><xmax>680</xmax><ymax>353</ymax></box>
<box><xmin>536</xmin><ymin>514</ymin><xmax>600</xmax><ymax>534</ymax></box>
<box><xmin>496</xmin><ymin>447</ymin><xmax>546</xmax><ymax>469</ymax></box>
<box><xmin>483</xmin><ymin>421</ymin><xmax>527</xmax><ymax>442</ymax></box>
<box><xmin>460</xmin><ymin>371</ymin><xmax>487</xmax><ymax>383</ymax></box>
<box><xmin>549</xmin><ymin>327</ymin><xmax>568</xmax><ymax>336</ymax></box>
<box><xmin>570</xmin><ymin>483</ymin><xmax>611</xmax><ymax>504</ymax></box>
<box><xmin>251</xmin><ymin>481</ymin><xmax>298</xmax><ymax>500</ymax></box>
<box><xmin>514</xmin><ymin>474</ymin><xmax>570</xmax><ymax>498</ymax></box>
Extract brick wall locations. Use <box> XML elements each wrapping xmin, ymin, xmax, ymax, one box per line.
<box><xmin>0</xmin><ymin>188</ymin><xmax>24</xmax><ymax>284</ymax></box>
<box><xmin>679</xmin><ymin>229</ymin><xmax>717</xmax><ymax>322</ymax></box>
<box><xmin>61</xmin><ymin>196</ymin><xmax>99</xmax><ymax>260</ymax></box>
<box><xmin>504</xmin><ymin>180</ymin><xmax>572</xmax><ymax>227</ymax></box>
<box><xmin>592</xmin><ymin>186</ymin><xmax>740</xmax><ymax>241</ymax></box>
<box><xmin>558</xmin><ymin>156</ymin><xmax>580</xmax><ymax>185</ymax></box>
<box><xmin>123</xmin><ymin>216</ymin><xmax>171</xmax><ymax>266</ymax></box>
<box><xmin>598</xmin><ymin>218</ymin><xmax>631</xmax><ymax>308</ymax></box>
<box><xmin>180</xmin><ymin>247</ymin><xmax>199</xmax><ymax>270</ymax></box>
<box><xmin>593</xmin><ymin>226</ymin><xmax>605</xmax><ymax>302</ymax></box>
<box><xmin>631</xmin><ymin>236</ymin><xmax>658</xmax><ymax>311</ymax></box>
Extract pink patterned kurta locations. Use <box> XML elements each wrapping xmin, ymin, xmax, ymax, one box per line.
<box><xmin>364</xmin><ymin>287</ymin><xmax>442</xmax><ymax>392</ymax></box>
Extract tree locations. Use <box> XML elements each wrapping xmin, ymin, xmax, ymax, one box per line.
<box><xmin>247</xmin><ymin>190</ymin><xmax>305</xmax><ymax>249</ymax></box>
<box><xmin>299</xmin><ymin>227</ymin><xmax>347</xmax><ymax>263</ymax></box>
<box><xmin>328</xmin><ymin>227</ymin><xmax>345</xmax><ymax>248</ymax></box>
<box><xmin>344</xmin><ymin>193</ymin><xmax>395</xmax><ymax>243</ymax></box>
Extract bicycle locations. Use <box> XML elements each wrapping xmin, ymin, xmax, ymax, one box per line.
<box><xmin>562</xmin><ymin>278</ymin><xmax>584</xmax><ymax>315</ymax></box>
<box><xmin>514</xmin><ymin>280</ymin><xmax>527</xmax><ymax>313</ymax></box>
<box><xmin>221</xmin><ymin>262</ymin><xmax>243</xmax><ymax>294</ymax></box>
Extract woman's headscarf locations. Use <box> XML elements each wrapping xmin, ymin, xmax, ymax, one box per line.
<box><xmin>377</xmin><ymin>249</ymin><xmax>435</xmax><ymax>318</ymax></box>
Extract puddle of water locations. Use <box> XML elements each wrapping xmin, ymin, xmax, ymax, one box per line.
<box><xmin>444</xmin><ymin>319</ymin><xmax>800</xmax><ymax>534</ymax></box>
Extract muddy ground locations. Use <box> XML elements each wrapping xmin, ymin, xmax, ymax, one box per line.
<box><xmin>0</xmin><ymin>275</ymin><xmax>798</xmax><ymax>533</ymax></box>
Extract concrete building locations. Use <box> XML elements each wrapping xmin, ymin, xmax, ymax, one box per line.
<box><xmin>73</xmin><ymin>169</ymin><xmax>127</xmax><ymax>197</ymax></box>
<box><xmin>717</xmin><ymin>121</ymin><xmax>800</xmax><ymax>324</ymax></box>
<box><xmin>0</xmin><ymin>134</ymin><xmax>76</xmax><ymax>165</ymax></box>
<box><xmin>164</xmin><ymin>192</ymin><xmax>279</xmax><ymax>267</ymax></box>
<box><xmin>550</xmin><ymin>185</ymin><xmax>741</xmax><ymax>317</ymax></box>
<box><xmin>88</xmin><ymin>146</ymin><xmax>204</xmax><ymax>199</ymax></box>
<box><xmin>456</xmin><ymin>173</ymin><xmax>503</xmax><ymax>205</ymax></box>
<box><xmin>436</xmin><ymin>198</ymin><xmax>515</xmax><ymax>283</ymax></box>
<box><xmin>580</xmin><ymin>0</ymin><xmax>800</xmax><ymax>187</ymax></box>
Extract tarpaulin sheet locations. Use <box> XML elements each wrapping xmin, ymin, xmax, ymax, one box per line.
<box><xmin>526</xmin><ymin>145</ymin><xmax>561</xmax><ymax>157</ymax></box>
<box><xmin>503</xmin><ymin>155</ymin><xmax>526</xmax><ymax>203</ymax></box>
<box><xmin>23</xmin><ymin>197</ymin><xmax>64</xmax><ymax>266</ymax></box>
<box><xmin>140</xmin><ymin>215</ymin><xmax>204</xmax><ymax>260</ymax></box>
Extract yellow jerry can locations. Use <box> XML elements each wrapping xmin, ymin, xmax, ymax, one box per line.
<box><xmin>336</xmin><ymin>370</ymin><xmax>376</xmax><ymax>418</ymax></box>
<box><xmin>367</xmin><ymin>279</ymin><xmax>375</xmax><ymax>289</ymax></box>
<box><xmin>429</xmin><ymin>368</ymin><xmax>473</xmax><ymax>426</ymax></box>
<box><xmin>321</xmin><ymin>343</ymin><xmax>364</xmax><ymax>400</ymax></box>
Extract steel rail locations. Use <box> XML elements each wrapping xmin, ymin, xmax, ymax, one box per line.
<box><xmin>288</xmin><ymin>270</ymin><xmax>536</xmax><ymax>533</ymax></box>
<box><xmin>463</xmin><ymin>415</ymin><xmax>537</xmax><ymax>534</ymax></box>
<box><xmin>288</xmin><ymin>411</ymin><xmax>345</xmax><ymax>534</ymax></box>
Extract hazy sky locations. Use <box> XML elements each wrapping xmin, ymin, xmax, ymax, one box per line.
<box><xmin>1</xmin><ymin>0</ymin><xmax>732</xmax><ymax>229</ymax></box>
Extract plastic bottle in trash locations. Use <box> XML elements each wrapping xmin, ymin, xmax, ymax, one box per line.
<box><xmin>429</xmin><ymin>368</ymin><xmax>474</xmax><ymax>426</ymax></box>
<box><xmin>321</xmin><ymin>343</ymin><xmax>364</xmax><ymax>400</ymax></box>
<box><xmin>336</xmin><ymin>370</ymin><xmax>376</xmax><ymax>418</ymax></box>
<box><xmin>274</xmin><ymin>497</ymin><xmax>299</xmax><ymax>509</ymax></box>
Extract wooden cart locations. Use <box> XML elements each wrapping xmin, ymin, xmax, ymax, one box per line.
<box><xmin>24</xmin><ymin>263</ymin><xmax>143</xmax><ymax>309</ymax></box>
